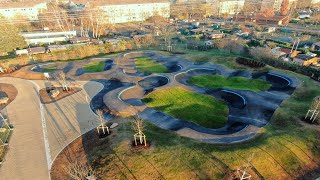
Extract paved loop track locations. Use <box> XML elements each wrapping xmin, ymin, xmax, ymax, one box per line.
<box><xmin>111</xmin><ymin>51</ymin><xmax>300</xmax><ymax>144</ymax></box>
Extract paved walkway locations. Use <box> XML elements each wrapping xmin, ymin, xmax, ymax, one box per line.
<box><xmin>32</xmin><ymin>80</ymin><xmax>103</xmax><ymax>168</ymax></box>
<box><xmin>0</xmin><ymin>78</ymin><xmax>49</xmax><ymax>180</ymax></box>
<box><xmin>0</xmin><ymin>78</ymin><xmax>104</xmax><ymax>180</ymax></box>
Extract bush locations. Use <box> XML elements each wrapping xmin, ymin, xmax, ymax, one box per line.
<box><xmin>236</xmin><ymin>57</ymin><xmax>266</xmax><ymax>68</ymax></box>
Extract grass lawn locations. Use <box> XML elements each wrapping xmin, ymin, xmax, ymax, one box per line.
<box><xmin>54</xmin><ymin>117</ymin><xmax>320</xmax><ymax>179</ymax></box>
<box><xmin>83</xmin><ymin>61</ymin><xmax>105</xmax><ymax>72</ymax></box>
<box><xmin>41</xmin><ymin>67</ymin><xmax>57</xmax><ymax>72</ymax></box>
<box><xmin>188</xmin><ymin>75</ymin><xmax>272</xmax><ymax>92</ymax></box>
<box><xmin>142</xmin><ymin>87</ymin><xmax>228</xmax><ymax>128</ymax></box>
<box><xmin>135</xmin><ymin>57</ymin><xmax>168</xmax><ymax>74</ymax></box>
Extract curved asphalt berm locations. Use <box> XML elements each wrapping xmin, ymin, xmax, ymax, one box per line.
<box><xmin>108</xmin><ymin>51</ymin><xmax>300</xmax><ymax>144</ymax></box>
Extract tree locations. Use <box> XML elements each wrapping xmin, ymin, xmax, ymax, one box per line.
<box><xmin>262</xmin><ymin>8</ymin><xmax>275</xmax><ymax>18</ymax></box>
<box><xmin>160</xmin><ymin>25</ymin><xmax>176</xmax><ymax>51</ymax></box>
<box><xmin>96</xmin><ymin>109</ymin><xmax>109</xmax><ymax>135</ymax></box>
<box><xmin>249</xmin><ymin>47</ymin><xmax>276</xmax><ymax>61</ymax></box>
<box><xmin>280</xmin><ymin>0</ymin><xmax>289</xmax><ymax>16</ymax></box>
<box><xmin>64</xmin><ymin>161</ymin><xmax>95</xmax><ymax>180</ymax></box>
<box><xmin>213</xmin><ymin>39</ymin><xmax>229</xmax><ymax>49</ymax></box>
<box><xmin>132</xmin><ymin>117</ymin><xmax>147</xmax><ymax>146</ymax></box>
<box><xmin>80</xmin><ymin>5</ymin><xmax>110</xmax><ymax>39</ymax></box>
<box><xmin>56</xmin><ymin>72</ymin><xmax>71</xmax><ymax>91</ymax></box>
<box><xmin>312</xmin><ymin>13</ymin><xmax>320</xmax><ymax>26</ymax></box>
<box><xmin>39</xmin><ymin>3</ymin><xmax>74</xmax><ymax>32</ymax></box>
<box><xmin>0</xmin><ymin>17</ymin><xmax>26</xmax><ymax>55</ymax></box>
<box><xmin>199</xmin><ymin>3</ymin><xmax>213</xmax><ymax>22</ymax></box>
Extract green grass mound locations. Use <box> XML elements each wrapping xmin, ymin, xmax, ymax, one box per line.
<box><xmin>188</xmin><ymin>75</ymin><xmax>272</xmax><ymax>92</ymax></box>
<box><xmin>143</xmin><ymin>87</ymin><xmax>228</xmax><ymax>129</ymax></box>
<box><xmin>83</xmin><ymin>61</ymin><xmax>105</xmax><ymax>72</ymax></box>
<box><xmin>41</xmin><ymin>67</ymin><xmax>57</xmax><ymax>72</ymax></box>
<box><xmin>135</xmin><ymin>57</ymin><xmax>168</xmax><ymax>74</ymax></box>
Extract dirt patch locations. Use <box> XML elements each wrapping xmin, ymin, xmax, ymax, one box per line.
<box><xmin>50</xmin><ymin>119</ymin><xmax>121</xmax><ymax>180</ymax></box>
<box><xmin>39</xmin><ymin>87</ymin><xmax>82</xmax><ymax>104</ymax></box>
<box><xmin>0</xmin><ymin>83</ymin><xmax>18</xmax><ymax>110</ymax></box>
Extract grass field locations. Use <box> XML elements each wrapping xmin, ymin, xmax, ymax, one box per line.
<box><xmin>135</xmin><ymin>57</ymin><xmax>168</xmax><ymax>74</ymax></box>
<box><xmin>143</xmin><ymin>87</ymin><xmax>228</xmax><ymax>128</ymax></box>
<box><xmin>55</xmin><ymin>116</ymin><xmax>319</xmax><ymax>180</ymax></box>
<box><xmin>188</xmin><ymin>75</ymin><xmax>272</xmax><ymax>92</ymax></box>
<box><xmin>83</xmin><ymin>61</ymin><xmax>105</xmax><ymax>72</ymax></box>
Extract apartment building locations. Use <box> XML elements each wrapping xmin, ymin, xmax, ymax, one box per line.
<box><xmin>219</xmin><ymin>0</ymin><xmax>245</xmax><ymax>15</ymax></box>
<box><xmin>73</xmin><ymin>0</ymin><xmax>170</xmax><ymax>24</ymax></box>
<box><xmin>0</xmin><ymin>1</ymin><xmax>47</xmax><ymax>20</ymax></box>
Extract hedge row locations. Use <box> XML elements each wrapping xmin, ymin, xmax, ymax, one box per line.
<box><xmin>236</xmin><ymin>57</ymin><xmax>266</xmax><ymax>68</ymax></box>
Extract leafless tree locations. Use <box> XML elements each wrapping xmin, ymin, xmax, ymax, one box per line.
<box><xmin>132</xmin><ymin>117</ymin><xmax>147</xmax><ymax>146</ymax></box>
<box><xmin>160</xmin><ymin>25</ymin><xmax>176</xmax><ymax>51</ymax></box>
<box><xmin>64</xmin><ymin>161</ymin><xmax>95</xmax><ymax>180</ymax></box>
<box><xmin>39</xmin><ymin>3</ymin><xmax>74</xmax><ymax>32</ymax></box>
<box><xmin>280</xmin><ymin>0</ymin><xmax>289</xmax><ymax>16</ymax></box>
<box><xmin>96</xmin><ymin>109</ymin><xmax>109</xmax><ymax>135</ymax></box>
<box><xmin>56</xmin><ymin>72</ymin><xmax>71</xmax><ymax>91</ymax></box>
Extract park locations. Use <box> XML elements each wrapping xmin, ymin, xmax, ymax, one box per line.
<box><xmin>0</xmin><ymin>50</ymin><xmax>318</xmax><ymax>180</ymax></box>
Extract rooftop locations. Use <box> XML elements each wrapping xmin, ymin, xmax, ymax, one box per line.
<box><xmin>71</xmin><ymin>0</ymin><xmax>169</xmax><ymax>6</ymax></box>
<box><xmin>0</xmin><ymin>1</ymin><xmax>46</xmax><ymax>9</ymax></box>
<box><xmin>295</xmin><ymin>54</ymin><xmax>317</xmax><ymax>61</ymax></box>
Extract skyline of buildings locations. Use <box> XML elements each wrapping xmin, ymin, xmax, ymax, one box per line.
<box><xmin>0</xmin><ymin>0</ymin><xmax>319</xmax><ymax>24</ymax></box>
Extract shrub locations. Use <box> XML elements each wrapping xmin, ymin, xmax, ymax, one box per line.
<box><xmin>236</xmin><ymin>57</ymin><xmax>266</xmax><ymax>68</ymax></box>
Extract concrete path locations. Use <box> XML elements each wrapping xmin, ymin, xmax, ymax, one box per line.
<box><xmin>0</xmin><ymin>78</ymin><xmax>104</xmax><ymax>180</ymax></box>
<box><xmin>32</xmin><ymin>80</ymin><xmax>104</xmax><ymax>168</ymax></box>
<box><xmin>0</xmin><ymin>77</ymin><xmax>49</xmax><ymax>180</ymax></box>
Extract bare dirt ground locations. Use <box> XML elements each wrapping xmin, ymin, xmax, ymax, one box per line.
<box><xmin>0</xmin><ymin>83</ymin><xmax>18</xmax><ymax>110</ymax></box>
<box><xmin>39</xmin><ymin>87</ymin><xmax>82</xmax><ymax>104</ymax></box>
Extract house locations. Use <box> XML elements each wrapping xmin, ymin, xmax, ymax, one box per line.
<box><xmin>298</xmin><ymin>11</ymin><xmax>311</xmax><ymax>19</ymax></box>
<box><xmin>190</xmin><ymin>27</ymin><xmax>213</xmax><ymax>34</ymax></box>
<box><xmin>70</xmin><ymin>36</ymin><xmax>90</xmax><ymax>44</ymax></box>
<box><xmin>293</xmin><ymin>54</ymin><xmax>319</xmax><ymax>66</ymax></box>
<box><xmin>268</xmin><ymin>27</ymin><xmax>277</xmax><ymax>33</ymax></box>
<box><xmin>271</xmin><ymin>47</ymin><xmax>300</xmax><ymax>58</ymax></box>
<box><xmin>206</xmin><ymin>31</ymin><xmax>225</xmax><ymax>39</ymax></box>
<box><xmin>235</xmin><ymin>14</ymin><xmax>290</xmax><ymax>26</ymax></box>
<box><xmin>21</xmin><ymin>31</ymin><xmax>77</xmax><ymax>44</ymax></box>
<box><xmin>15</xmin><ymin>47</ymin><xmax>46</xmax><ymax>55</ymax></box>
<box><xmin>0</xmin><ymin>1</ymin><xmax>47</xmax><ymax>20</ymax></box>
<box><xmin>312</xmin><ymin>42</ymin><xmax>320</xmax><ymax>51</ymax></box>
<box><xmin>15</xmin><ymin>49</ymin><xmax>28</xmax><ymax>56</ymax></box>
<box><xmin>72</xmin><ymin>0</ymin><xmax>170</xmax><ymax>24</ymax></box>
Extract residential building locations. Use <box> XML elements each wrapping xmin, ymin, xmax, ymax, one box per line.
<box><xmin>260</xmin><ymin>0</ymin><xmax>297</xmax><ymax>12</ymax></box>
<box><xmin>293</xmin><ymin>54</ymin><xmax>319</xmax><ymax>66</ymax></box>
<box><xmin>73</xmin><ymin>0</ymin><xmax>170</xmax><ymax>24</ymax></box>
<box><xmin>219</xmin><ymin>0</ymin><xmax>245</xmax><ymax>15</ymax></box>
<box><xmin>207</xmin><ymin>31</ymin><xmax>225</xmax><ymax>39</ymax></box>
<box><xmin>21</xmin><ymin>31</ymin><xmax>77</xmax><ymax>44</ymax></box>
<box><xmin>15</xmin><ymin>47</ymin><xmax>46</xmax><ymax>55</ymax></box>
<box><xmin>271</xmin><ymin>47</ymin><xmax>300</xmax><ymax>58</ymax></box>
<box><xmin>0</xmin><ymin>1</ymin><xmax>47</xmax><ymax>20</ymax></box>
<box><xmin>235</xmin><ymin>14</ymin><xmax>290</xmax><ymax>25</ymax></box>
